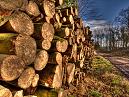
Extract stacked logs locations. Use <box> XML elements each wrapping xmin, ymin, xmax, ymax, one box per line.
<box><xmin>0</xmin><ymin>0</ymin><xmax>94</xmax><ymax>96</ymax></box>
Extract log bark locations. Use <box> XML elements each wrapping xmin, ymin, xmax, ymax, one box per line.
<box><xmin>39</xmin><ymin>63</ymin><xmax>63</xmax><ymax>89</ymax></box>
<box><xmin>48</xmin><ymin>52</ymin><xmax>62</xmax><ymax>65</ymax></box>
<box><xmin>66</xmin><ymin>63</ymin><xmax>75</xmax><ymax>84</ymax></box>
<box><xmin>5</xmin><ymin>11</ymin><xmax>34</xmax><ymax>35</ymax></box>
<box><xmin>26</xmin><ymin>1</ymin><xmax>40</xmax><ymax>17</ymax></box>
<box><xmin>18</xmin><ymin>67</ymin><xmax>35</xmax><ymax>89</ymax></box>
<box><xmin>0</xmin><ymin>55</ymin><xmax>25</xmax><ymax>81</ymax></box>
<box><xmin>43</xmin><ymin>0</ymin><xmax>55</xmax><ymax>18</ymax></box>
<box><xmin>55</xmin><ymin>27</ymin><xmax>70</xmax><ymax>38</ymax></box>
<box><xmin>51</xmin><ymin>36</ymin><xmax>68</xmax><ymax>52</ymax></box>
<box><xmin>0</xmin><ymin>85</ymin><xmax>12</xmax><ymax>97</ymax></box>
<box><xmin>0</xmin><ymin>34</ymin><xmax>36</xmax><ymax>65</ymax></box>
<box><xmin>36</xmin><ymin>39</ymin><xmax>51</xmax><ymax>50</ymax></box>
<box><xmin>34</xmin><ymin>50</ymin><xmax>48</xmax><ymax>71</ymax></box>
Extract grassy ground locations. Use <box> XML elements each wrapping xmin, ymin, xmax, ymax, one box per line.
<box><xmin>66</xmin><ymin>56</ymin><xmax>129</xmax><ymax>97</ymax></box>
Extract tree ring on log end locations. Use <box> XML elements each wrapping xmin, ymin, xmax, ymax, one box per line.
<box><xmin>1</xmin><ymin>55</ymin><xmax>25</xmax><ymax>81</ymax></box>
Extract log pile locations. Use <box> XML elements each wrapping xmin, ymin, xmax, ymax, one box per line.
<box><xmin>0</xmin><ymin>0</ymin><xmax>94</xmax><ymax>96</ymax></box>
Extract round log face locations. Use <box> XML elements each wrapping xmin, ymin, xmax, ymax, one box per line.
<box><xmin>26</xmin><ymin>1</ymin><xmax>40</xmax><ymax>17</ymax></box>
<box><xmin>15</xmin><ymin>35</ymin><xmax>36</xmax><ymax>65</ymax></box>
<box><xmin>9</xmin><ymin>11</ymin><xmax>34</xmax><ymax>35</ymax></box>
<box><xmin>56</xmin><ymin>39</ymin><xmax>68</xmax><ymax>52</ymax></box>
<box><xmin>18</xmin><ymin>67</ymin><xmax>35</xmax><ymax>89</ymax></box>
<box><xmin>0</xmin><ymin>0</ymin><xmax>23</xmax><ymax>10</ymax></box>
<box><xmin>56</xmin><ymin>52</ymin><xmax>62</xmax><ymax>65</ymax></box>
<box><xmin>52</xmin><ymin>65</ymin><xmax>63</xmax><ymax>89</ymax></box>
<box><xmin>41</xmin><ymin>22</ymin><xmax>54</xmax><ymax>41</ymax></box>
<box><xmin>43</xmin><ymin>0</ymin><xmax>55</xmax><ymax>18</ymax></box>
<box><xmin>42</xmin><ymin>40</ymin><xmax>51</xmax><ymax>50</ymax></box>
<box><xmin>0</xmin><ymin>85</ymin><xmax>12</xmax><ymax>97</ymax></box>
<box><xmin>34</xmin><ymin>50</ymin><xmax>48</xmax><ymax>71</ymax></box>
<box><xmin>66</xmin><ymin>63</ymin><xmax>75</xmax><ymax>84</ymax></box>
<box><xmin>1</xmin><ymin>55</ymin><xmax>25</xmax><ymax>81</ymax></box>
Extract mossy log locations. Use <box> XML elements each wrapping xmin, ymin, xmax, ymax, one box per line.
<box><xmin>0</xmin><ymin>55</ymin><xmax>25</xmax><ymax>81</ymax></box>
<box><xmin>51</xmin><ymin>36</ymin><xmax>68</xmax><ymax>53</ymax></box>
<box><xmin>48</xmin><ymin>52</ymin><xmax>62</xmax><ymax>65</ymax></box>
<box><xmin>34</xmin><ymin>50</ymin><xmax>48</xmax><ymax>71</ymax></box>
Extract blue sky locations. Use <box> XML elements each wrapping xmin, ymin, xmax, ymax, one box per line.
<box><xmin>79</xmin><ymin>0</ymin><xmax>129</xmax><ymax>22</ymax></box>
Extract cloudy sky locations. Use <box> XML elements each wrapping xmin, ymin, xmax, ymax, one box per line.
<box><xmin>79</xmin><ymin>0</ymin><xmax>129</xmax><ymax>29</ymax></box>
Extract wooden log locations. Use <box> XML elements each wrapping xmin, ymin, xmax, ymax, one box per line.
<box><xmin>43</xmin><ymin>0</ymin><xmax>55</xmax><ymax>18</ymax></box>
<box><xmin>5</xmin><ymin>11</ymin><xmax>34</xmax><ymax>35</ymax></box>
<box><xmin>66</xmin><ymin>63</ymin><xmax>75</xmax><ymax>84</ymax></box>
<box><xmin>26</xmin><ymin>1</ymin><xmax>40</xmax><ymax>17</ymax></box>
<box><xmin>0</xmin><ymin>55</ymin><xmax>25</xmax><ymax>81</ymax></box>
<box><xmin>55</xmin><ymin>27</ymin><xmax>70</xmax><ymax>38</ymax></box>
<box><xmin>24</xmin><ymin>95</ymin><xmax>37</xmax><ymax>97</ymax></box>
<box><xmin>42</xmin><ymin>22</ymin><xmax>55</xmax><ymax>41</ymax></box>
<box><xmin>18</xmin><ymin>67</ymin><xmax>35</xmax><ymax>89</ymax></box>
<box><xmin>14</xmin><ymin>90</ymin><xmax>23</xmax><ymax>97</ymax></box>
<box><xmin>34</xmin><ymin>50</ymin><xmax>48</xmax><ymax>71</ymax></box>
<box><xmin>39</xmin><ymin>63</ymin><xmax>63</xmax><ymax>89</ymax></box>
<box><xmin>48</xmin><ymin>52</ymin><xmax>62</xmax><ymax>65</ymax></box>
<box><xmin>0</xmin><ymin>85</ymin><xmax>12</xmax><ymax>97</ymax></box>
<box><xmin>0</xmin><ymin>0</ymin><xmax>23</xmax><ymax>10</ymax></box>
<box><xmin>15</xmin><ymin>34</ymin><xmax>36</xmax><ymax>65</ymax></box>
<box><xmin>51</xmin><ymin>36</ymin><xmax>68</xmax><ymax>53</ymax></box>
<box><xmin>62</xmin><ymin>15</ymin><xmax>74</xmax><ymax>25</ymax></box>
<box><xmin>31</xmin><ymin>74</ymin><xmax>39</xmax><ymax>87</ymax></box>
<box><xmin>55</xmin><ymin>0</ymin><xmax>64</xmax><ymax>6</ymax></box>
<box><xmin>0</xmin><ymin>34</ymin><xmax>36</xmax><ymax>65</ymax></box>
<box><xmin>36</xmin><ymin>39</ymin><xmax>51</xmax><ymax>50</ymax></box>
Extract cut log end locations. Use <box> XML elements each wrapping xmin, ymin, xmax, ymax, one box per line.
<box><xmin>1</xmin><ymin>55</ymin><xmax>25</xmax><ymax>81</ymax></box>
<box><xmin>0</xmin><ymin>85</ymin><xmax>12</xmax><ymax>97</ymax></box>
<box><xmin>15</xmin><ymin>34</ymin><xmax>37</xmax><ymax>65</ymax></box>
<box><xmin>8</xmin><ymin>11</ymin><xmax>34</xmax><ymax>35</ymax></box>
<box><xmin>66</xmin><ymin>63</ymin><xmax>75</xmax><ymax>84</ymax></box>
<box><xmin>34</xmin><ymin>50</ymin><xmax>48</xmax><ymax>71</ymax></box>
<box><xmin>18</xmin><ymin>67</ymin><xmax>35</xmax><ymax>89</ymax></box>
<box><xmin>43</xmin><ymin>0</ymin><xmax>55</xmax><ymax>18</ymax></box>
<box><xmin>41</xmin><ymin>22</ymin><xmax>55</xmax><ymax>41</ymax></box>
<box><xmin>42</xmin><ymin>40</ymin><xmax>51</xmax><ymax>50</ymax></box>
<box><xmin>32</xmin><ymin>74</ymin><xmax>39</xmax><ymax>87</ymax></box>
<box><xmin>26</xmin><ymin>1</ymin><xmax>40</xmax><ymax>17</ymax></box>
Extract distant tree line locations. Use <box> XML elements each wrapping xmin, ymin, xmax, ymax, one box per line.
<box><xmin>94</xmin><ymin>6</ymin><xmax>129</xmax><ymax>51</ymax></box>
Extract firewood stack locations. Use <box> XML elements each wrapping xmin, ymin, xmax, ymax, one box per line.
<box><xmin>0</xmin><ymin>0</ymin><xmax>94</xmax><ymax>96</ymax></box>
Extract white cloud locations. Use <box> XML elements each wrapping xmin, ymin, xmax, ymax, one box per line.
<box><xmin>83</xmin><ymin>20</ymin><xmax>109</xmax><ymax>30</ymax></box>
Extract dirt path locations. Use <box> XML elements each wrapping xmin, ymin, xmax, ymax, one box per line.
<box><xmin>99</xmin><ymin>53</ymin><xmax>129</xmax><ymax>79</ymax></box>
